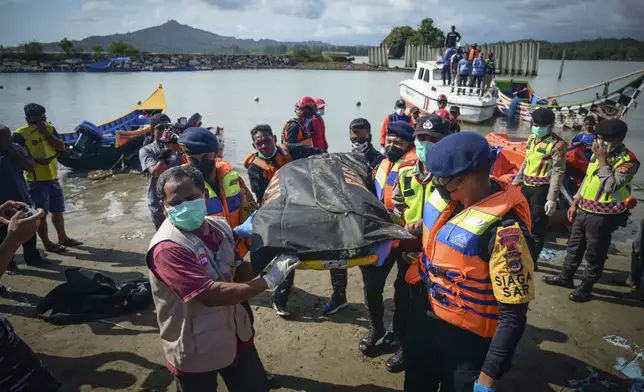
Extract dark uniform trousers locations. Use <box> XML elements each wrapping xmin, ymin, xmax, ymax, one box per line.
<box><xmin>359</xmin><ymin>248</ymin><xmax>410</xmax><ymax>341</ymax></box>
<box><xmin>562</xmin><ymin>210</ymin><xmax>623</xmax><ymax>282</ymax></box>
<box><xmin>0</xmin><ymin>225</ymin><xmax>40</xmax><ymax>264</ymax></box>
<box><xmin>521</xmin><ymin>184</ymin><xmax>549</xmax><ymax>257</ymax></box>
<box><xmin>404</xmin><ymin>287</ymin><xmax>490</xmax><ymax>392</ymax></box>
<box><xmin>632</xmin><ymin>221</ymin><xmax>644</xmax><ymax>297</ymax></box>
<box><xmin>274</xmin><ymin>271</ymin><xmax>295</xmax><ymax>305</ymax></box>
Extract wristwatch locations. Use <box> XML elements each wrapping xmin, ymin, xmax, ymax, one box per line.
<box><xmin>474</xmin><ymin>381</ymin><xmax>495</xmax><ymax>392</ymax></box>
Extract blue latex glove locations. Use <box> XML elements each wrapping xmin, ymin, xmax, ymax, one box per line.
<box><xmin>474</xmin><ymin>381</ymin><xmax>495</xmax><ymax>392</ymax></box>
<box><xmin>372</xmin><ymin>240</ymin><xmax>394</xmax><ymax>267</ymax></box>
<box><xmin>233</xmin><ymin>211</ymin><xmax>256</xmax><ymax>239</ymax></box>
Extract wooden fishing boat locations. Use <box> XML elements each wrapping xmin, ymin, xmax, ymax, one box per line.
<box><xmin>58</xmin><ymin>84</ymin><xmax>167</xmax><ymax>171</ymax></box>
<box><xmin>494</xmin><ymin>69</ymin><xmax>644</xmax><ymax>128</ymax></box>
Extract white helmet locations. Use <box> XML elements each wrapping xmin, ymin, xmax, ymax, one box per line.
<box><xmin>456</xmin><ymin>43</ymin><xmax>462</xmax><ymax>48</ymax></box>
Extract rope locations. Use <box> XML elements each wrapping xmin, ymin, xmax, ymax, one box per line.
<box><xmin>542</xmin><ymin>68</ymin><xmax>644</xmax><ymax>100</ymax></box>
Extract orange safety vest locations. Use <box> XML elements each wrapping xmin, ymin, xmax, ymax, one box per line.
<box><xmin>468</xmin><ymin>48</ymin><xmax>480</xmax><ymax>61</ymax></box>
<box><xmin>373</xmin><ymin>150</ymin><xmax>417</xmax><ymax>210</ymax></box>
<box><xmin>244</xmin><ymin>145</ymin><xmax>293</xmax><ymax>181</ymax></box>
<box><xmin>410</xmin><ymin>181</ymin><xmax>531</xmax><ymax>338</ymax></box>
<box><xmin>282</xmin><ymin>119</ymin><xmax>313</xmax><ymax>146</ymax></box>
<box><xmin>184</xmin><ymin>159</ymin><xmax>249</xmax><ymax>257</ymax></box>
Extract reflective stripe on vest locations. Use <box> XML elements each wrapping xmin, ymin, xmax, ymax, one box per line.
<box><xmin>204</xmin><ymin>162</ymin><xmax>242</xmax><ymax>228</ymax></box>
<box><xmin>419</xmin><ymin>183</ymin><xmax>531</xmax><ymax>338</ymax></box>
<box><xmin>398</xmin><ymin>164</ymin><xmax>433</xmax><ymax>224</ymax></box>
<box><xmin>579</xmin><ymin>150</ymin><xmax>637</xmax><ymax>215</ymax></box>
<box><xmin>374</xmin><ymin>150</ymin><xmax>417</xmax><ymax>210</ymax></box>
<box><xmin>523</xmin><ymin>134</ymin><xmax>557</xmax><ymax>186</ymax></box>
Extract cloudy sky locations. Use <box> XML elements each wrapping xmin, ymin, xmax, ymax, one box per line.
<box><xmin>1</xmin><ymin>0</ymin><xmax>643</xmax><ymax>46</ymax></box>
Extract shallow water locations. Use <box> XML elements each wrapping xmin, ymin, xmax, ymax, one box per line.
<box><xmin>1</xmin><ymin>60</ymin><xmax>643</xmax><ymax>226</ymax></box>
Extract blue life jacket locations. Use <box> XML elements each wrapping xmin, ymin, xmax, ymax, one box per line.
<box><xmin>451</xmin><ymin>53</ymin><xmax>463</xmax><ymax>68</ymax></box>
<box><xmin>443</xmin><ymin>48</ymin><xmax>455</xmax><ymax>66</ymax></box>
<box><xmin>472</xmin><ymin>58</ymin><xmax>486</xmax><ymax>77</ymax></box>
<box><xmin>457</xmin><ymin>59</ymin><xmax>471</xmax><ymax>76</ymax></box>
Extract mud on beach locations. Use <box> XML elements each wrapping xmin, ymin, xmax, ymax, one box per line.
<box><xmin>1</xmin><ymin>172</ymin><xmax>643</xmax><ymax>391</ymax></box>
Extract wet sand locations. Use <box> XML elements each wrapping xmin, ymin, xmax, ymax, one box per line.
<box><xmin>1</xmin><ymin>172</ymin><xmax>644</xmax><ymax>391</ymax></box>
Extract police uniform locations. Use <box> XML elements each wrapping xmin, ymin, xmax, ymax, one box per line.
<box><xmin>404</xmin><ymin>132</ymin><xmax>535</xmax><ymax>392</ymax></box>
<box><xmin>359</xmin><ymin>121</ymin><xmax>417</xmax><ymax>370</ymax></box>
<box><xmin>513</xmin><ymin>108</ymin><xmax>567</xmax><ymax>264</ymax></box>
<box><xmin>544</xmin><ymin>119</ymin><xmax>639</xmax><ymax>302</ymax></box>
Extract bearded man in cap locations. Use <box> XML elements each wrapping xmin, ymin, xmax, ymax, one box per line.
<box><xmin>360</xmin><ymin>121</ymin><xmax>417</xmax><ymax>373</ymax></box>
<box><xmin>139</xmin><ymin>113</ymin><xmax>183</xmax><ymax>229</ymax></box>
<box><xmin>544</xmin><ymin>119</ymin><xmax>639</xmax><ymax>302</ymax></box>
<box><xmin>513</xmin><ymin>108</ymin><xmax>567</xmax><ymax>269</ymax></box>
<box><xmin>13</xmin><ymin>103</ymin><xmax>82</xmax><ymax>253</ymax></box>
<box><xmin>405</xmin><ymin>131</ymin><xmax>535</xmax><ymax>392</ymax></box>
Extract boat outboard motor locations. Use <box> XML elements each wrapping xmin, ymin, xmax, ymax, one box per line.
<box><xmin>70</xmin><ymin>121</ymin><xmax>103</xmax><ymax>157</ymax></box>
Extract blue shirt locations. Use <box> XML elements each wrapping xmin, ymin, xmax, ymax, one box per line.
<box><xmin>571</xmin><ymin>132</ymin><xmax>595</xmax><ymax>160</ymax></box>
<box><xmin>0</xmin><ymin>143</ymin><xmax>32</xmax><ymax>204</ymax></box>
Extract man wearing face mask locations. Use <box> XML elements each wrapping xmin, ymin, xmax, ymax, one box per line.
<box><xmin>309</xmin><ymin>98</ymin><xmax>328</xmax><ymax>152</ymax></box>
<box><xmin>179</xmin><ymin>128</ymin><xmax>257</xmax><ymax>259</ymax></box>
<box><xmin>379</xmin><ymin>99</ymin><xmax>414</xmax><ymax>153</ymax></box>
<box><xmin>349</xmin><ymin>118</ymin><xmax>384</xmax><ymax>171</ymax></box>
<box><xmin>147</xmin><ymin>165</ymin><xmax>300</xmax><ymax>391</ymax></box>
<box><xmin>139</xmin><ymin>113</ymin><xmax>183</xmax><ymax>230</ymax></box>
<box><xmin>283</xmin><ymin>96</ymin><xmax>315</xmax><ymax>147</ymax></box>
<box><xmin>571</xmin><ymin>116</ymin><xmax>597</xmax><ymax>161</ymax></box>
<box><xmin>544</xmin><ymin>119</ymin><xmax>639</xmax><ymax>302</ymax></box>
<box><xmin>513</xmin><ymin>108</ymin><xmax>567</xmax><ymax>269</ymax></box>
<box><xmin>360</xmin><ymin>121</ymin><xmax>416</xmax><ymax>373</ymax></box>
<box><xmin>243</xmin><ymin>124</ymin><xmax>324</xmax><ymax>317</ymax></box>
<box><xmin>405</xmin><ymin>132</ymin><xmax>535</xmax><ymax>392</ymax></box>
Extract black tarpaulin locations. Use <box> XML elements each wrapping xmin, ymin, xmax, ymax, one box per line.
<box><xmin>250</xmin><ymin>153</ymin><xmax>413</xmax><ymax>272</ymax></box>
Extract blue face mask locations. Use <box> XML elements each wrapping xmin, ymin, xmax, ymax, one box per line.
<box><xmin>318</xmin><ymin>108</ymin><xmax>325</xmax><ymax>116</ymax></box>
<box><xmin>166</xmin><ymin>198</ymin><xmax>206</xmax><ymax>231</ymax></box>
<box><xmin>414</xmin><ymin>140</ymin><xmax>434</xmax><ymax>164</ymax></box>
<box><xmin>531</xmin><ymin>125</ymin><xmax>550</xmax><ymax>138</ymax></box>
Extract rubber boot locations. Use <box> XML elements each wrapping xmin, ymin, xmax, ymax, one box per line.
<box><xmin>385</xmin><ymin>347</ymin><xmax>405</xmax><ymax>373</ymax></box>
<box><xmin>542</xmin><ymin>272</ymin><xmax>574</xmax><ymax>288</ymax></box>
<box><xmin>359</xmin><ymin>326</ymin><xmax>386</xmax><ymax>356</ymax></box>
<box><xmin>569</xmin><ymin>281</ymin><xmax>594</xmax><ymax>302</ymax></box>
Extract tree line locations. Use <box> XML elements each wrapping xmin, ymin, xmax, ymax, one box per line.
<box><xmin>0</xmin><ymin>39</ymin><xmax>139</xmax><ymax>60</ymax></box>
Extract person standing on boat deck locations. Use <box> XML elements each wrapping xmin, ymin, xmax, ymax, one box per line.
<box><xmin>444</xmin><ymin>25</ymin><xmax>462</xmax><ymax>49</ymax></box>
<box><xmin>544</xmin><ymin>119</ymin><xmax>639</xmax><ymax>302</ymax></box>
<box><xmin>442</xmin><ymin>46</ymin><xmax>456</xmax><ymax>86</ymax></box>
<box><xmin>483</xmin><ymin>53</ymin><xmax>496</xmax><ymax>92</ymax></box>
<box><xmin>456</xmin><ymin>56</ymin><xmax>471</xmax><ymax>92</ymax></box>
<box><xmin>310</xmin><ymin>98</ymin><xmax>328</xmax><ymax>151</ymax></box>
<box><xmin>404</xmin><ymin>131</ymin><xmax>535</xmax><ymax>392</ymax></box>
<box><xmin>12</xmin><ymin>104</ymin><xmax>83</xmax><ymax>254</ymax></box>
<box><xmin>571</xmin><ymin>116</ymin><xmax>597</xmax><ymax>161</ymax></box>
<box><xmin>471</xmin><ymin>55</ymin><xmax>487</xmax><ymax>95</ymax></box>
<box><xmin>146</xmin><ymin>165</ymin><xmax>300</xmax><ymax>392</ymax></box>
<box><xmin>283</xmin><ymin>96</ymin><xmax>315</xmax><ymax>146</ymax></box>
<box><xmin>0</xmin><ymin>125</ymin><xmax>47</xmax><ymax>274</ymax></box>
<box><xmin>450</xmin><ymin>45</ymin><xmax>464</xmax><ymax>90</ymax></box>
<box><xmin>139</xmin><ymin>113</ymin><xmax>183</xmax><ymax>230</ymax></box>
<box><xmin>513</xmin><ymin>108</ymin><xmax>567</xmax><ymax>270</ymax></box>
<box><xmin>380</xmin><ymin>99</ymin><xmax>414</xmax><ymax>153</ymax></box>
<box><xmin>362</xmin><ymin>121</ymin><xmax>417</xmax><ymax>374</ymax></box>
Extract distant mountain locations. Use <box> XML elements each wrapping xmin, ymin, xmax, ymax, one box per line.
<box><xmin>40</xmin><ymin>20</ymin><xmax>332</xmax><ymax>54</ymax></box>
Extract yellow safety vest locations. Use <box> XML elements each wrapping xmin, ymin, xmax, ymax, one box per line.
<box><xmin>374</xmin><ymin>150</ymin><xmax>417</xmax><ymax>210</ymax></box>
<box><xmin>398</xmin><ymin>164</ymin><xmax>434</xmax><ymax>224</ymax></box>
<box><xmin>14</xmin><ymin>122</ymin><xmax>59</xmax><ymax>182</ymax></box>
<box><xmin>578</xmin><ymin>150</ymin><xmax>636</xmax><ymax>215</ymax></box>
<box><xmin>523</xmin><ymin>134</ymin><xmax>558</xmax><ymax>186</ymax></box>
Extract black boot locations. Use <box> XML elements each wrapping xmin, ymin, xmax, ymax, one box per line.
<box><xmin>543</xmin><ymin>273</ymin><xmax>574</xmax><ymax>288</ymax></box>
<box><xmin>569</xmin><ymin>281</ymin><xmax>594</xmax><ymax>302</ymax></box>
<box><xmin>385</xmin><ymin>347</ymin><xmax>405</xmax><ymax>373</ymax></box>
<box><xmin>359</xmin><ymin>326</ymin><xmax>385</xmax><ymax>356</ymax></box>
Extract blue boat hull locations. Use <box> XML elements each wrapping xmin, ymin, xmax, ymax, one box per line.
<box><xmin>152</xmin><ymin>66</ymin><xmax>196</xmax><ymax>72</ymax></box>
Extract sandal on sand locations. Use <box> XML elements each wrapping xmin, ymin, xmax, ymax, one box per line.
<box><xmin>45</xmin><ymin>243</ymin><xmax>68</xmax><ymax>253</ymax></box>
<box><xmin>59</xmin><ymin>239</ymin><xmax>83</xmax><ymax>247</ymax></box>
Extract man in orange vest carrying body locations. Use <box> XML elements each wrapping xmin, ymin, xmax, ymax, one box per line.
<box><xmin>404</xmin><ymin>132</ymin><xmax>535</xmax><ymax>392</ymax></box>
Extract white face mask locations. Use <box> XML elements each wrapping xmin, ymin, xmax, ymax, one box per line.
<box><xmin>395</xmin><ymin>108</ymin><xmax>405</xmax><ymax>116</ymax></box>
<box><xmin>318</xmin><ymin>108</ymin><xmax>325</xmax><ymax>116</ymax></box>
<box><xmin>350</xmin><ymin>140</ymin><xmax>370</xmax><ymax>153</ymax></box>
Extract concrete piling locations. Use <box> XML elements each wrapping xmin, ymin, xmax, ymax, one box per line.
<box><xmin>397</xmin><ymin>42</ymin><xmax>540</xmax><ymax>75</ymax></box>
<box><xmin>368</xmin><ymin>46</ymin><xmax>389</xmax><ymax>67</ymax></box>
